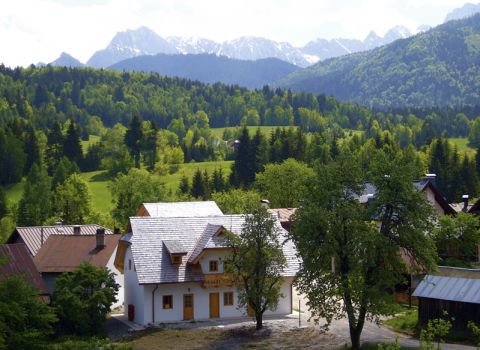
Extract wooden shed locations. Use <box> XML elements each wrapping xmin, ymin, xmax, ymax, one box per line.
<box><xmin>413</xmin><ymin>271</ymin><xmax>480</xmax><ymax>334</ymax></box>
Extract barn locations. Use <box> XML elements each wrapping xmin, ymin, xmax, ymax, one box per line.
<box><xmin>413</xmin><ymin>268</ymin><xmax>480</xmax><ymax>334</ymax></box>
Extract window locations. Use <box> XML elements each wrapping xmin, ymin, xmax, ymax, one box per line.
<box><xmin>172</xmin><ymin>255</ymin><xmax>182</xmax><ymax>264</ymax></box>
<box><xmin>128</xmin><ymin>259</ymin><xmax>131</xmax><ymax>270</ymax></box>
<box><xmin>163</xmin><ymin>295</ymin><xmax>173</xmax><ymax>309</ymax></box>
<box><xmin>224</xmin><ymin>292</ymin><xmax>234</xmax><ymax>306</ymax></box>
<box><xmin>209</xmin><ymin>260</ymin><xmax>218</xmax><ymax>272</ymax></box>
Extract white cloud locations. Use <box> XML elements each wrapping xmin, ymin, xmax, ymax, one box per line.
<box><xmin>0</xmin><ymin>0</ymin><xmax>470</xmax><ymax>67</ymax></box>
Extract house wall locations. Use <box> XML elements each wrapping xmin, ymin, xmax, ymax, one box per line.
<box><xmin>198</xmin><ymin>250</ymin><xmax>228</xmax><ymax>274</ymax></box>
<box><xmin>139</xmin><ymin>276</ymin><xmax>294</xmax><ymax>326</ymax></box>
<box><xmin>106</xmin><ymin>246</ymin><xmax>124</xmax><ymax>308</ymax></box>
<box><xmin>425</xmin><ymin>187</ymin><xmax>446</xmax><ymax>216</ymax></box>
<box><xmin>124</xmin><ymin>246</ymin><xmax>145</xmax><ymax>324</ymax></box>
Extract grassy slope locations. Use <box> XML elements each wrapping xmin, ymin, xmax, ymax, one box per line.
<box><xmin>80</xmin><ymin>135</ymin><xmax>101</xmax><ymax>155</ymax></box>
<box><xmin>448</xmin><ymin>137</ymin><xmax>476</xmax><ymax>157</ymax></box>
<box><xmin>5</xmin><ymin>160</ymin><xmax>233</xmax><ymax>216</ymax></box>
<box><xmin>211</xmin><ymin>126</ymin><xmax>296</xmax><ymax>139</ymax></box>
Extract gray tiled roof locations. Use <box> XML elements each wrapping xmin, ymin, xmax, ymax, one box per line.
<box><xmin>189</xmin><ymin>224</ymin><xmax>226</xmax><ymax>263</ymax></box>
<box><xmin>128</xmin><ymin>215</ymin><xmax>299</xmax><ymax>284</ymax></box>
<box><xmin>163</xmin><ymin>240</ymin><xmax>187</xmax><ymax>254</ymax></box>
<box><xmin>142</xmin><ymin>201</ymin><xmax>223</xmax><ymax>217</ymax></box>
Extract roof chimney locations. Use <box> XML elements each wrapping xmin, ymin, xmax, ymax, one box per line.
<box><xmin>425</xmin><ymin>173</ymin><xmax>437</xmax><ymax>188</ymax></box>
<box><xmin>114</xmin><ymin>227</ymin><xmax>121</xmax><ymax>235</ymax></box>
<box><xmin>260</xmin><ymin>199</ymin><xmax>270</xmax><ymax>209</ymax></box>
<box><xmin>73</xmin><ymin>225</ymin><xmax>81</xmax><ymax>235</ymax></box>
<box><xmin>96</xmin><ymin>228</ymin><xmax>105</xmax><ymax>249</ymax></box>
<box><xmin>462</xmin><ymin>194</ymin><xmax>469</xmax><ymax>212</ymax></box>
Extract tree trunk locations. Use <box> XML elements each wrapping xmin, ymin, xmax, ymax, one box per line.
<box><xmin>350</xmin><ymin>327</ymin><xmax>361</xmax><ymax>350</ymax></box>
<box><xmin>255</xmin><ymin>313</ymin><xmax>263</xmax><ymax>330</ymax></box>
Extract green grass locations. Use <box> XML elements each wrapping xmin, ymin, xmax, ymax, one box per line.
<box><xmin>4</xmin><ymin>179</ymin><xmax>26</xmax><ymax>205</ymax></box>
<box><xmin>383</xmin><ymin>306</ymin><xmax>418</xmax><ymax>336</ymax></box>
<box><xmin>211</xmin><ymin>126</ymin><xmax>296</xmax><ymax>139</ymax></box>
<box><xmin>80</xmin><ymin>171</ymin><xmax>114</xmax><ymax>215</ymax></box>
<box><xmin>80</xmin><ymin>135</ymin><xmax>101</xmax><ymax>155</ymax></box>
<box><xmin>448</xmin><ymin>137</ymin><xmax>476</xmax><ymax>157</ymax></box>
<box><xmin>161</xmin><ymin>160</ymin><xmax>233</xmax><ymax>193</ymax></box>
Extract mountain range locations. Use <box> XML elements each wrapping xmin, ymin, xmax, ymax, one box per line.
<box><xmin>278</xmin><ymin>14</ymin><xmax>480</xmax><ymax>108</ymax></box>
<box><xmin>83</xmin><ymin>25</ymin><xmax>420</xmax><ymax>69</ymax></box>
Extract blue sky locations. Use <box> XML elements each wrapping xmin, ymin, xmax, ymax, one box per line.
<box><xmin>0</xmin><ymin>0</ymin><xmax>470</xmax><ymax>67</ymax></box>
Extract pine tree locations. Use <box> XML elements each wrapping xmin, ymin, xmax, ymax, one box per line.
<box><xmin>125</xmin><ymin>115</ymin><xmax>143</xmax><ymax>168</ymax></box>
<box><xmin>211</xmin><ymin>168</ymin><xmax>225</xmax><ymax>193</ymax></box>
<box><xmin>178</xmin><ymin>175</ymin><xmax>190</xmax><ymax>195</ymax></box>
<box><xmin>0</xmin><ymin>186</ymin><xmax>7</xmax><ymax>218</ymax></box>
<box><xmin>63</xmin><ymin>119</ymin><xmax>83</xmax><ymax>165</ymax></box>
<box><xmin>17</xmin><ymin>163</ymin><xmax>52</xmax><ymax>226</ymax></box>
<box><xmin>23</xmin><ymin>126</ymin><xmax>41</xmax><ymax>175</ymax></box>
<box><xmin>191</xmin><ymin>168</ymin><xmax>205</xmax><ymax>199</ymax></box>
<box><xmin>203</xmin><ymin>170</ymin><xmax>211</xmax><ymax>200</ymax></box>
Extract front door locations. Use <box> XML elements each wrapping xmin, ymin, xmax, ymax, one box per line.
<box><xmin>183</xmin><ymin>294</ymin><xmax>194</xmax><ymax>320</ymax></box>
<box><xmin>209</xmin><ymin>292</ymin><xmax>220</xmax><ymax>318</ymax></box>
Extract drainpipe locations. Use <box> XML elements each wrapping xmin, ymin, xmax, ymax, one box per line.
<box><xmin>152</xmin><ymin>284</ymin><xmax>159</xmax><ymax>324</ymax></box>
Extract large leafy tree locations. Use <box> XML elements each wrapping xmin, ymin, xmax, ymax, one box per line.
<box><xmin>225</xmin><ymin>206</ymin><xmax>286</xmax><ymax>330</ymax></box>
<box><xmin>433</xmin><ymin>212</ymin><xmax>480</xmax><ymax>267</ymax></box>
<box><xmin>54</xmin><ymin>173</ymin><xmax>92</xmax><ymax>224</ymax></box>
<box><xmin>17</xmin><ymin>163</ymin><xmax>53</xmax><ymax>226</ymax></box>
<box><xmin>255</xmin><ymin>158</ymin><xmax>315</xmax><ymax>208</ymax></box>
<box><xmin>52</xmin><ymin>263</ymin><xmax>118</xmax><ymax>336</ymax></box>
<box><xmin>291</xmin><ymin>152</ymin><xmax>437</xmax><ymax>350</ymax></box>
<box><xmin>0</xmin><ymin>272</ymin><xmax>57</xmax><ymax>350</ymax></box>
<box><xmin>110</xmin><ymin>168</ymin><xmax>166</xmax><ymax>227</ymax></box>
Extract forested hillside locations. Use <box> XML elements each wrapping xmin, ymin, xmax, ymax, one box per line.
<box><xmin>279</xmin><ymin>15</ymin><xmax>480</xmax><ymax>108</ymax></box>
<box><xmin>1</xmin><ymin>64</ymin><xmax>480</xmax><ymax>242</ymax></box>
<box><xmin>109</xmin><ymin>54</ymin><xmax>299</xmax><ymax>89</ymax></box>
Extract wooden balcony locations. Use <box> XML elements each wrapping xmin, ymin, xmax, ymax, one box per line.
<box><xmin>202</xmin><ymin>273</ymin><xmax>235</xmax><ymax>288</ymax></box>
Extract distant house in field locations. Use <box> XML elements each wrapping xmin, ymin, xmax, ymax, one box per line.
<box><xmin>114</xmin><ymin>212</ymin><xmax>299</xmax><ymax>325</ymax></box>
<box><xmin>6</xmin><ymin>224</ymin><xmax>124</xmax><ymax>308</ymax></box>
<box><xmin>136</xmin><ymin>201</ymin><xmax>224</xmax><ymax>217</ymax></box>
<box><xmin>0</xmin><ymin>243</ymin><xmax>50</xmax><ymax>302</ymax></box>
<box><xmin>413</xmin><ymin>267</ymin><xmax>480</xmax><ymax>334</ymax></box>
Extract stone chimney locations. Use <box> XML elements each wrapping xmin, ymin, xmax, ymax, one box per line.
<box><xmin>462</xmin><ymin>194</ymin><xmax>469</xmax><ymax>212</ymax></box>
<box><xmin>96</xmin><ymin>228</ymin><xmax>105</xmax><ymax>249</ymax></box>
<box><xmin>260</xmin><ymin>199</ymin><xmax>270</xmax><ymax>209</ymax></box>
<box><xmin>425</xmin><ymin>173</ymin><xmax>437</xmax><ymax>188</ymax></box>
<box><xmin>73</xmin><ymin>225</ymin><xmax>81</xmax><ymax>235</ymax></box>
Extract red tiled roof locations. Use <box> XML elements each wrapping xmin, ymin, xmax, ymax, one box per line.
<box><xmin>0</xmin><ymin>243</ymin><xmax>49</xmax><ymax>296</ymax></box>
<box><xmin>34</xmin><ymin>234</ymin><xmax>120</xmax><ymax>273</ymax></box>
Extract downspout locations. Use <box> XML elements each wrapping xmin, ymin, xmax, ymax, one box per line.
<box><xmin>152</xmin><ymin>284</ymin><xmax>159</xmax><ymax>324</ymax></box>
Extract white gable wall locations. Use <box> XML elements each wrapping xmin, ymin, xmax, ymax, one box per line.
<box><xmin>124</xmin><ymin>246</ymin><xmax>145</xmax><ymax>324</ymax></box>
<box><xmin>106</xmin><ymin>246</ymin><xmax>124</xmax><ymax>308</ymax></box>
<box><xmin>425</xmin><ymin>187</ymin><xmax>446</xmax><ymax>216</ymax></box>
<box><xmin>198</xmin><ymin>250</ymin><xmax>228</xmax><ymax>274</ymax></box>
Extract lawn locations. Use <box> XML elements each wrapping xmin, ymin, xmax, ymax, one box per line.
<box><xmin>448</xmin><ymin>137</ymin><xmax>476</xmax><ymax>157</ymax></box>
<box><xmin>80</xmin><ymin>170</ymin><xmax>114</xmax><ymax>215</ymax></box>
<box><xmin>383</xmin><ymin>306</ymin><xmax>418</xmax><ymax>336</ymax></box>
<box><xmin>161</xmin><ymin>160</ymin><xmax>233</xmax><ymax>193</ymax></box>
<box><xmin>211</xmin><ymin>126</ymin><xmax>297</xmax><ymax>139</ymax></box>
<box><xmin>80</xmin><ymin>135</ymin><xmax>101</xmax><ymax>155</ymax></box>
<box><xmin>4</xmin><ymin>178</ymin><xmax>25</xmax><ymax>204</ymax></box>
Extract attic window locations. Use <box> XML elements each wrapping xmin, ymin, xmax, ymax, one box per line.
<box><xmin>172</xmin><ymin>255</ymin><xmax>182</xmax><ymax>264</ymax></box>
<box><xmin>209</xmin><ymin>260</ymin><xmax>218</xmax><ymax>272</ymax></box>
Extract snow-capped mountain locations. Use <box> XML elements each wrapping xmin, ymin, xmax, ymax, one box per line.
<box><xmin>444</xmin><ymin>2</ymin><xmax>480</xmax><ymax>22</ymax></box>
<box><xmin>86</xmin><ymin>25</ymin><xmax>419</xmax><ymax>69</ymax></box>
<box><xmin>87</xmin><ymin>26</ymin><xmax>177</xmax><ymax>68</ymax></box>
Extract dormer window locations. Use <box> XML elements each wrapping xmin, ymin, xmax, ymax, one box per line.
<box><xmin>209</xmin><ymin>260</ymin><xmax>218</xmax><ymax>272</ymax></box>
<box><xmin>172</xmin><ymin>255</ymin><xmax>182</xmax><ymax>264</ymax></box>
<box><xmin>163</xmin><ymin>240</ymin><xmax>187</xmax><ymax>265</ymax></box>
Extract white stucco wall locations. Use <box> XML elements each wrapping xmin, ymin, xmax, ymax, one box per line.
<box><xmin>139</xmin><ymin>276</ymin><xmax>294</xmax><ymax>325</ymax></box>
<box><xmin>124</xmin><ymin>246</ymin><xmax>145</xmax><ymax>324</ymax></box>
<box><xmin>425</xmin><ymin>187</ymin><xmax>445</xmax><ymax>216</ymax></box>
<box><xmin>198</xmin><ymin>250</ymin><xmax>228</xmax><ymax>274</ymax></box>
<box><xmin>106</xmin><ymin>246</ymin><xmax>124</xmax><ymax>308</ymax></box>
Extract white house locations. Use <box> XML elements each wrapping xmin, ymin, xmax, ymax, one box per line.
<box><xmin>136</xmin><ymin>201</ymin><xmax>223</xmax><ymax>217</ymax></box>
<box><xmin>114</xmin><ymin>214</ymin><xmax>299</xmax><ymax>325</ymax></box>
